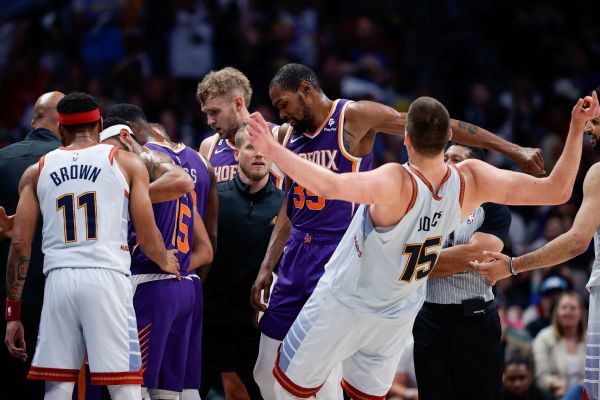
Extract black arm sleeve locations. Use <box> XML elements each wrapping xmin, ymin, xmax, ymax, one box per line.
<box><xmin>478</xmin><ymin>203</ymin><xmax>512</xmax><ymax>248</ymax></box>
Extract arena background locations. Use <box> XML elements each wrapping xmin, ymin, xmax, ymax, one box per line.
<box><xmin>1</xmin><ymin>0</ymin><xmax>600</xmax><ymax>389</ymax></box>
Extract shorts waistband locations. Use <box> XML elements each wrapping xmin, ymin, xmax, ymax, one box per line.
<box><xmin>423</xmin><ymin>300</ymin><xmax>495</xmax><ymax>314</ymax></box>
<box><xmin>289</xmin><ymin>228</ymin><xmax>344</xmax><ymax>245</ymax></box>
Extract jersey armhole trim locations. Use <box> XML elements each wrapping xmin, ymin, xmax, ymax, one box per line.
<box><xmin>206</xmin><ymin>135</ymin><xmax>218</xmax><ymax>161</ymax></box>
<box><xmin>38</xmin><ymin>155</ymin><xmax>46</xmax><ymax>176</ymax></box>
<box><xmin>404</xmin><ymin>171</ymin><xmax>418</xmax><ymax>215</ymax></box>
<box><xmin>451</xmin><ymin>164</ymin><xmax>466</xmax><ymax>207</ymax></box>
<box><xmin>337</xmin><ymin>100</ymin><xmax>362</xmax><ymax>163</ymax></box>
<box><xmin>109</xmin><ymin>147</ymin><xmax>119</xmax><ymax>165</ymax></box>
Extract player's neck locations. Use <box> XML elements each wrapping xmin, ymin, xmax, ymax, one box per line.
<box><xmin>310</xmin><ymin>94</ymin><xmax>333</xmax><ymax>132</ymax></box>
<box><xmin>408</xmin><ymin>154</ymin><xmax>448</xmax><ymax>191</ymax></box>
<box><xmin>68</xmin><ymin>133</ymin><xmax>97</xmax><ymax>148</ymax></box>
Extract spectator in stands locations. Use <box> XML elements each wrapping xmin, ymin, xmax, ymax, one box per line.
<box><xmin>501</xmin><ymin>357</ymin><xmax>549</xmax><ymax>400</ymax></box>
<box><xmin>532</xmin><ymin>292</ymin><xmax>586</xmax><ymax>399</ymax></box>
<box><xmin>526</xmin><ymin>276</ymin><xmax>568</xmax><ymax>337</ymax></box>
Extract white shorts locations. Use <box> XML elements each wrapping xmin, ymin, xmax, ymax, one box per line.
<box><xmin>585</xmin><ymin>286</ymin><xmax>600</xmax><ymax>400</ymax></box>
<box><xmin>274</xmin><ymin>283</ymin><xmax>416</xmax><ymax>399</ymax></box>
<box><xmin>29</xmin><ymin>268</ymin><xmax>142</xmax><ymax>385</ymax></box>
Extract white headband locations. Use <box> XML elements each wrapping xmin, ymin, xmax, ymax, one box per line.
<box><xmin>99</xmin><ymin>124</ymin><xmax>134</xmax><ymax>142</ymax></box>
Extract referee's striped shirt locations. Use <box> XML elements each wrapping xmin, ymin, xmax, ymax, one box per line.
<box><xmin>426</xmin><ymin>203</ymin><xmax>511</xmax><ymax>304</ymax></box>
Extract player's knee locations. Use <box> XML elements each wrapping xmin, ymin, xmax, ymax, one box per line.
<box><xmin>107</xmin><ymin>384</ymin><xmax>143</xmax><ymax>400</ymax></box>
<box><xmin>45</xmin><ymin>381</ymin><xmax>75</xmax><ymax>400</ymax></box>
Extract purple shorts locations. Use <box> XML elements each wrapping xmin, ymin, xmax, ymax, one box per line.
<box><xmin>133</xmin><ymin>277</ymin><xmax>195</xmax><ymax>391</ymax></box>
<box><xmin>259</xmin><ymin>228</ymin><xmax>342</xmax><ymax>341</ymax></box>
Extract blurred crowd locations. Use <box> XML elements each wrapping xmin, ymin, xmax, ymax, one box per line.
<box><xmin>1</xmin><ymin>1</ymin><xmax>600</xmax><ymax>398</ymax></box>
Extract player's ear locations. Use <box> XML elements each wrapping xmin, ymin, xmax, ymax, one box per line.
<box><xmin>300</xmin><ymin>81</ymin><xmax>311</xmax><ymax>96</ymax></box>
<box><xmin>233</xmin><ymin>96</ymin><xmax>244</xmax><ymax>111</ymax></box>
<box><xmin>448</xmin><ymin>128</ymin><xmax>453</xmax><ymax>141</ymax></box>
<box><xmin>404</xmin><ymin>131</ymin><xmax>411</xmax><ymax>146</ymax></box>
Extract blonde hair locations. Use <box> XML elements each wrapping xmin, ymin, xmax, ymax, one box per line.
<box><xmin>196</xmin><ymin>67</ymin><xmax>252</xmax><ymax>107</ymax></box>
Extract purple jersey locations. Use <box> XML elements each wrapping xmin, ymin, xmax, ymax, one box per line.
<box><xmin>129</xmin><ymin>147</ymin><xmax>195</xmax><ymax>276</ymax></box>
<box><xmin>207</xmin><ymin>126</ymin><xmax>284</xmax><ymax>188</ymax></box>
<box><xmin>146</xmin><ymin>142</ymin><xmax>210</xmax><ymax>218</ymax></box>
<box><xmin>284</xmin><ymin>99</ymin><xmax>373</xmax><ymax>235</ymax></box>
<box><xmin>207</xmin><ymin>137</ymin><xmax>238</xmax><ymax>183</ymax></box>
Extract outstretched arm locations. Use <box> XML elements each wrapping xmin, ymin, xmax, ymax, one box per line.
<box><xmin>246</xmin><ymin>112</ymin><xmax>405</xmax><ymax>206</ymax></box>
<box><xmin>472</xmin><ymin>163</ymin><xmax>600</xmax><ymax>282</ymax></box>
<box><xmin>344</xmin><ymin>100</ymin><xmax>544</xmax><ymax>174</ymax></box>
<box><xmin>460</xmin><ymin>92</ymin><xmax>599</xmax><ymax>214</ymax></box>
<box><xmin>5</xmin><ymin>165</ymin><xmax>39</xmax><ymax>361</ymax></box>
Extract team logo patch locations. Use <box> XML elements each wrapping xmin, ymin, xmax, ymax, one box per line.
<box><xmin>72</xmin><ymin>152</ymin><xmax>79</xmax><ymax>162</ymax></box>
<box><xmin>467</xmin><ymin>214</ymin><xmax>475</xmax><ymax>224</ymax></box>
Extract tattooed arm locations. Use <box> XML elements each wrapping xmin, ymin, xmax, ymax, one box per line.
<box><xmin>5</xmin><ymin>164</ymin><xmax>40</xmax><ymax>361</ymax></box>
<box><xmin>451</xmin><ymin>120</ymin><xmax>544</xmax><ymax>175</ymax></box>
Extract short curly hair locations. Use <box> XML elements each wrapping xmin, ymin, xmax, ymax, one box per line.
<box><xmin>196</xmin><ymin>67</ymin><xmax>252</xmax><ymax>107</ymax></box>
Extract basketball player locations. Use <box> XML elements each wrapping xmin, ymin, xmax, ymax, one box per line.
<box><xmin>5</xmin><ymin>92</ymin><xmax>180</xmax><ymax>400</ymax></box>
<box><xmin>197</xmin><ymin>67</ymin><xmax>284</xmax><ymax>188</ymax></box>
<box><xmin>471</xmin><ymin>89</ymin><xmax>600</xmax><ymax>400</ymax></box>
<box><xmin>104</xmin><ymin>107</ymin><xmax>214</xmax><ymax>399</ymax></box>
<box><xmin>250</xmin><ymin>63</ymin><xmax>545</xmax><ymax>400</ymax></box>
<box><xmin>244</xmin><ymin>90</ymin><xmax>598</xmax><ymax>400</ymax></box>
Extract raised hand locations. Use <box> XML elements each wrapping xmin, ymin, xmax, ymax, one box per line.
<box><xmin>247</xmin><ymin>112</ymin><xmax>277</xmax><ymax>156</ymax></box>
<box><xmin>573</xmin><ymin>90</ymin><xmax>600</xmax><ymax>125</ymax></box>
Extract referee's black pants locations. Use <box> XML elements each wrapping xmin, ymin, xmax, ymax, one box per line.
<box><xmin>413</xmin><ymin>301</ymin><xmax>502</xmax><ymax>400</ymax></box>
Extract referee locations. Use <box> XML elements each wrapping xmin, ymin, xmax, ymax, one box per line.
<box><xmin>413</xmin><ymin>143</ymin><xmax>511</xmax><ymax>400</ymax></box>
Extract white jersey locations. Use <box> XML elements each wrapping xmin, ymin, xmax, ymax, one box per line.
<box><xmin>321</xmin><ymin>163</ymin><xmax>464</xmax><ymax>317</ymax></box>
<box><xmin>587</xmin><ymin>227</ymin><xmax>600</xmax><ymax>289</ymax></box>
<box><xmin>37</xmin><ymin>144</ymin><xmax>131</xmax><ymax>275</ymax></box>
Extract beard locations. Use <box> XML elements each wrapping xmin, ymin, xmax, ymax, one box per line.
<box><xmin>240</xmin><ymin>161</ymin><xmax>269</xmax><ymax>182</ymax></box>
<box><xmin>291</xmin><ymin>102</ymin><xmax>313</xmax><ymax>133</ymax></box>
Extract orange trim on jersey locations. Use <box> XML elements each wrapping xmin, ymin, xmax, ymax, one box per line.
<box><xmin>109</xmin><ymin>146</ymin><xmax>119</xmax><ymax>165</ymax></box>
<box><xmin>341</xmin><ymin>379</ymin><xmax>385</xmax><ymax>400</ymax></box>
<box><xmin>304</xmin><ymin>100</ymin><xmax>339</xmax><ymax>139</ymax></box>
<box><xmin>206</xmin><ymin>135</ymin><xmax>218</xmax><ymax>161</ymax></box>
<box><xmin>225</xmin><ymin>138</ymin><xmax>236</xmax><ymax>149</ymax></box>
<box><xmin>28</xmin><ymin>366</ymin><xmax>80</xmax><ymax>382</ymax></box>
<box><xmin>407</xmin><ymin>163</ymin><xmax>451</xmax><ymax>201</ymax></box>
<box><xmin>90</xmin><ymin>370</ymin><xmax>143</xmax><ymax>385</ymax></box>
<box><xmin>124</xmin><ymin>189</ymin><xmax>129</xmax><ymax>198</ymax></box>
<box><xmin>449</xmin><ymin>164</ymin><xmax>465</xmax><ymax>207</ymax></box>
<box><xmin>77</xmin><ymin>363</ymin><xmax>86</xmax><ymax>400</ymax></box>
<box><xmin>404</xmin><ymin>171</ymin><xmax>418</xmax><ymax>215</ymax></box>
<box><xmin>273</xmin><ymin>351</ymin><xmax>323</xmax><ymax>398</ymax></box>
<box><xmin>38</xmin><ymin>155</ymin><xmax>46</xmax><ymax>176</ymax></box>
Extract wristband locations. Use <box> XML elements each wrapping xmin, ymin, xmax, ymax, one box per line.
<box><xmin>5</xmin><ymin>299</ymin><xmax>21</xmax><ymax>321</ymax></box>
<box><xmin>508</xmin><ymin>257</ymin><xmax>518</xmax><ymax>276</ymax></box>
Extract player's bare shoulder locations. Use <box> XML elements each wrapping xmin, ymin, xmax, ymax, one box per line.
<box><xmin>19</xmin><ymin>162</ymin><xmax>41</xmax><ymax>193</ymax></box>
<box><xmin>199</xmin><ymin>133</ymin><xmax>219</xmax><ymax>158</ymax></box>
<box><xmin>114</xmin><ymin>148</ymin><xmax>148</xmax><ymax>184</ymax></box>
<box><xmin>275</xmin><ymin>123</ymin><xmax>292</xmax><ymax>145</ymax></box>
<box><xmin>583</xmin><ymin>162</ymin><xmax>600</xmax><ymax>192</ymax></box>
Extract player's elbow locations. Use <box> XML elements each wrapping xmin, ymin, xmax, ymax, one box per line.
<box><xmin>568</xmin><ymin>232</ymin><xmax>590</xmax><ymax>256</ymax></box>
<box><xmin>176</xmin><ymin>173</ymin><xmax>195</xmax><ymax>194</ymax></box>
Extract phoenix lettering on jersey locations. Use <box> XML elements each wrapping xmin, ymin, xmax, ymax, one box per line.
<box><xmin>214</xmin><ymin>165</ymin><xmax>238</xmax><ymax>182</ymax></box>
<box><xmin>298</xmin><ymin>150</ymin><xmax>339</xmax><ymax>171</ymax></box>
<box><xmin>418</xmin><ymin>212</ymin><xmax>442</xmax><ymax>232</ymax></box>
<box><xmin>183</xmin><ymin>167</ymin><xmax>197</xmax><ymax>183</ymax></box>
<box><xmin>49</xmin><ymin>165</ymin><xmax>101</xmax><ymax>186</ymax></box>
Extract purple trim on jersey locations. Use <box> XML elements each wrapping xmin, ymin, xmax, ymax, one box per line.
<box><xmin>285</xmin><ymin>99</ymin><xmax>373</xmax><ymax>235</ymax></box>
